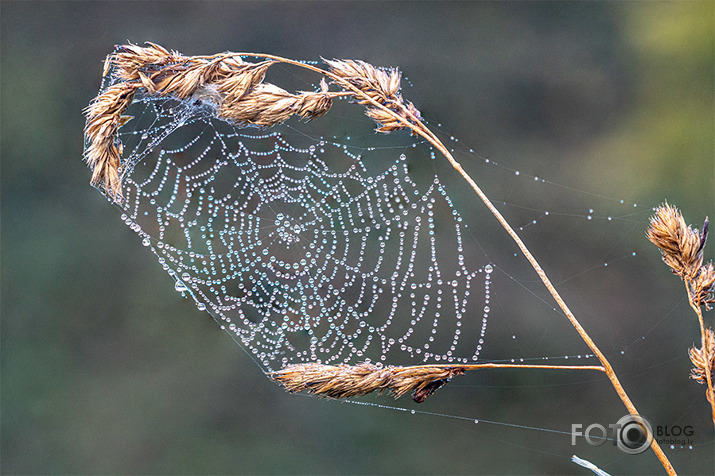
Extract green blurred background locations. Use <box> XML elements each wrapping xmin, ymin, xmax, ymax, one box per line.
<box><xmin>1</xmin><ymin>1</ymin><xmax>713</xmax><ymax>474</ymax></box>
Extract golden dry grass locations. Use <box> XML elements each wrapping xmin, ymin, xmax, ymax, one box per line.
<box><xmin>84</xmin><ymin>43</ymin><xmax>422</xmax><ymax>199</ymax></box>
<box><xmin>647</xmin><ymin>203</ymin><xmax>715</xmax><ymax>417</ymax></box>
<box><xmin>84</xmin><ymin>43</ymin><xmax>686</xmax><ymax>473</ymax></box>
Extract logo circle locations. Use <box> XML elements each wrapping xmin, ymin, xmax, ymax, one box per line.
<box><xmin>615</xmin><ymin>414</ymin><xmax>653</xmax><ymax>455</ymax></box>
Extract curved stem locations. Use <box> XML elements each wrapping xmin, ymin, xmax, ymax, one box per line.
<box><xmin>411</xmin><ymin>119</ymin><xmax>677</xmax><ymax>476</ymax></box>
<box><xmin>248</xmin><ymin>56</ymin><xmax>678</xmax><ymax>475</ymax></box>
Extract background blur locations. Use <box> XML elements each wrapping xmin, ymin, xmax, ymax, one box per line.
<box><xmin>1</xmin><ymin>1</ymin><xmax>713</xmax><ymax>474</ymax></box>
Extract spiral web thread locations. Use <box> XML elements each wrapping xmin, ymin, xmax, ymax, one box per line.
<box><xmin>108</xmin><ymin>80</ymin><xmax>493</xmax><ymax>373</ymax></box>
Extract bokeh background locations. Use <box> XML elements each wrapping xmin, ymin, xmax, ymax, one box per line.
<box><xmin>1</xmin><ymin>1</ymin><xmax>713</xmax><ymax>474</ymax></box>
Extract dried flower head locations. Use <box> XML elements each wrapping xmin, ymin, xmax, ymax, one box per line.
<box><xmin>84</xmin><ymin>44</ymin><xmax>346</xmax><ymax>199</ymax></box>
<box><xmin>691</xmin><ymin>261</ymin><xmax>715</xmax><ymax>310</ymax></box>
<box><xmin>324</xmin><ymin>58</ymin><xmax>422</xmax><ymax>133</ymax></box>
<box><xmin>83</xmin><ymin>83</ymin><xmax>138</xmax><ymax>198</ymax></box>
<box><xmin>646</xmin><ymin>203</ymin><xmax>705</xmax><ymax>280</ymax></box>
<box><xmin>689</xmin><ymin>328</ymin><xmax>715</xmax><ymax>390</ymax></box>
<box><xmin>269</xmin><ymin>362</ymin><xmax>465</xmax><ymax>402</ymax></box>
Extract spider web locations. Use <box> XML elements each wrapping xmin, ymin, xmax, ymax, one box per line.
<box><xmin>105</xmin><ymin>78</ymin><xmax>493</xmax><ymax>372</ymax></box>
<box><xmin>83</xmin><ymin>53</ymin><xmax>713</xmax><ymax>476</ymax></box>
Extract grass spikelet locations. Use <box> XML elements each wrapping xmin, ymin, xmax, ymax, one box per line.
<box><xmin>691</xmin><ymin>261</ymin><xmax>715</xmax><ymax>310</ymax></box>
<box><xmin>324</xmin><ymin>58</ymin><xmax>422</xmax><ymax>132</ymax></box>
<box><xmin>269</xmin><ymin>362</ymin><xmax>465</xmax><ymax>403</ymax></box>
<box><xmin>84</xmin><ymin>44</ymin><xmax>343</xmax><ymax>198</ymax></box>
<box><xmin>689</xmin><ymin>328</ymin><xmax>715</xmax><ymax>392</ymax></box>
<box><xmin>83</xmin><ymin>83</ymin><xmax>138</xmax><ymax>199</ymax></box>
<box><xmin>646</xmin><ymin>202</ymin><xmax>705</xmax><ymax>280</ymax></box>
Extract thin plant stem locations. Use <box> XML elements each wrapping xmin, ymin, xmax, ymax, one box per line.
<box><xmin>400</xmin><ymin>363</ymin><xmax>606</xmax><ymax>372</ymax></box>
<box><xmin>412</xmin><ymin>116</ymin><xmax>677</xmax><ymax>476</ymax></box>
<box><xmin>686</xmin><ymin>281</ymin><xmax>715</xmax><ymax>425</ymax></box>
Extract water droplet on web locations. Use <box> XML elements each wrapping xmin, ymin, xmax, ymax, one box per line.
<box><xmin>142</xmin><ymin>237</ymin><xmax>151</xmax><ymax>246</ymax></box>
<box><xmin>484</xmin><ymin>264</ymin><xmax>493</xmax><ymax>274</ymax></box>
<box><xmin>196</xmin><ymin>302</ymin><xmax>206</xmax><ymax>311</ymax></box>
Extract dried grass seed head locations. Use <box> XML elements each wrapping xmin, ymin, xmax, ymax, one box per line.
<box><xmin>269</xmin><ymin>362</ymin><xmax>464</xmax><ymax>402</ymax></box>
<box><xmin>83</xmin><ymin>83</ymin><xmax>138</xmax><ymax>198</ymax></box>
<box><xmin>691</xmin><ymin>261</ymin><xmax>715</xmax><ymax>310</ymax></box>
<box><xmin>646</xmin><ymin>202</ymin><xmax>705</xmax><ymax>280</ymax></box>
<box><xmin>689</xmin><ymin>328</ymin><xmax>715</xmax><ymax>387</ymax></box>
<box><xmin>85</xmin><ymin>44</ymin><xmax>345</xmax><ymax>200</ymax></box>
<box><xmin>324</xmin><ymin>57</ymin><xmax>422</xmax><ymax>133</ymax></box>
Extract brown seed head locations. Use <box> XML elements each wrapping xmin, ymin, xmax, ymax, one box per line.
<box><xmin>85</xmin><ymin>44</ymin><xmax>426</xmax><ymax>201</ymax></box>
<box><xmin>86</xmin><ymin>45</ymin><xmax>332</xmax><ymax>200</ymax></box>
<box><xmin>691</xmin><ymin>262</ymin><xmax>715</xmax><ymax>310</ymax></box>
<box><xmin>269</xmin><ymin>362</ymin><xmax>464</xmax><ymax>402</ymax></box>
<box><xmin>324</xmin><ymin>58</ymin><xmax>422</xmax><ymax>133</ymax></box>
<box><xmin>646</xmin><ymin>202</ymin><xmax>704</xmax><ymax>280</ymax></box>
<box><xmin>689</xmin><ymin>328</ymin><xmax>715</xmax><ymax>389</ymax></box>
<box><xmin>83</xmin><ymin>83</ymin><xmax>138</xmax><ymax>198</ymax></box>
<box><xmin>324</xmin><ymin>58</ymin><xmax>401</xmax><ymax>104</ymax></box>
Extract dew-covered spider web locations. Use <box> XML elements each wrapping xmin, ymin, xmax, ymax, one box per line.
<box><xmin>108</xmin><ymin>83</ymin><xmax>496</xmax><ymax>373</ymax></box>
<box><xmin>86</xmin><ymin>52</ymin><xmax>711</xmax><ymax>475</ymax></box>
<box><xmin>94</xmin><ymin>63</ymin><xmax>654</xmax><ymax>378</ymax></box>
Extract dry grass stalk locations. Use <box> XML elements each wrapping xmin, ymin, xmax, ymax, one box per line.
<box><xmin>270</xmin><ymin>362</ymin><xmax>607</xmax><ymax>403</ymax></box>
<box><xmin>647</xmin><ymin>203</ymin><xmax>715</xmax><ymax>424</ymax></box>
